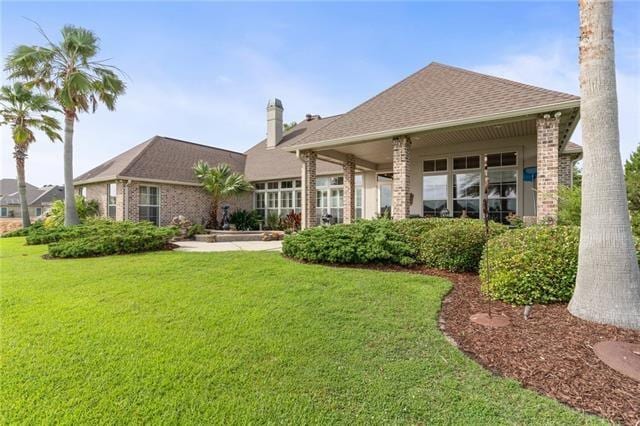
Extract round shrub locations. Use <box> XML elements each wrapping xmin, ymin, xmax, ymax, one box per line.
<box><xmin>282</xmin><ymin>219</ymin><xmax>415</xmax><ymax>266</ymax></box>
<box><xmin>392</xmin><ymin>218</ymin><xmax>452</xmax><ymax>252</ymax></box>
<box><xmin>418</xmin><ymin>219</ymin><xmax>506</xmax><ymax>272</ymax></box>
<box><xmin>480</xmin><ymin>225</ymin><xmax>579</xmax><ymax>305</ymax></box>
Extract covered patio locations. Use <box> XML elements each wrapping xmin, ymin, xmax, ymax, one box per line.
<box><xmin>280</xmin><ymin>63</ymin><xmax>581</xmax><ymax>228</ymax></box>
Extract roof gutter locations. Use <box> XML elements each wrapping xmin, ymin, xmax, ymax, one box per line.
<box><xmin>283</xmin><ymin>99</ymin><xmax>581</xmax><ymax>152</ymax></box>
<box><xmin>74</xmin><ymin>176</ymin><xmax>202</xmax><ymax>187</ymax></box>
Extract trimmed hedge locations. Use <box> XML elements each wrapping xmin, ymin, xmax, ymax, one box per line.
<box><xmin>48</xmin><ymin>227</ymin><xmax>177</xmax><ymax>258</ymax></box>
<box><xmin>392</xmin><ymin>218</ymin><xmax>452</xmax><ymax>253</ymax></box>
<box><xmin>282</xmin><ymin>220</ymin><xmax>415</xmax><ymax>265</ymax></box>
<box><xmin>1</xmin><ymin>221</ymin><xmax>45</xmax><ymax>238</ymax></box>
<box><xmin>480</xmin><ymin>226</ymin><xmax>579</xmax><ymax>305</ymax></box>
<box><xmin>417</xmin><ymin>219</ymin><xmax>506</xmax><ymax>272</ymax></box>
<box><xmin>12</xmin><ymin>219</ymin><xmax>177</xmax><ymax>258</ymax></box>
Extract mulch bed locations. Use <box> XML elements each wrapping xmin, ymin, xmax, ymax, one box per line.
<box><xmin>431</xmin><ymin>269</ymin><xmax>640</xmax><ymax>425</ymax></box>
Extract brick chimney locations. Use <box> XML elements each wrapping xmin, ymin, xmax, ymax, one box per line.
<box><xmin>266</xmin><ymin>98</ymin><xmax>283</xmax><ymax>149</ymax></box>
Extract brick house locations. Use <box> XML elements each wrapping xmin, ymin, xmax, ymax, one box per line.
<box><xmin>75</xmin><ymin>62</ymin><xmax>582</xmax><ymax>227</ymax></box>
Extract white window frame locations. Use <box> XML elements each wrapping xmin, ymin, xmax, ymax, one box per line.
<box><xmin>420</xmin><ymin>147</ymin><xmax>523</xmax><ymax>220</ymax></box>
<box><xmin>107</xmin><ymin>183</ymin><xmax>117</xmax><ymax>219</ymax></box>
<box><xmin>138</xmin><ymin>185</ymin><xmax>160</xmax><ymax>225</ymax></box>
<box><xmin>422</xmin><ymin>158</ymin><xmax>450</xmax><ymax>217</ymax></box>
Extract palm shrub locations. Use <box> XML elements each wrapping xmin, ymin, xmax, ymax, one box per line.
<box><xmin>6</xmin><ymin>25</ymin><xmax>126</xmax><ymax>226</ymax></box>
<box><xmin>44</xmin><ymin>195</ymin><xmax>99</xmax><ymax>228</ymax></box>
<box><xmin>230</xmin><ymin>209</ymin><xmax>260</xmax><ymax>231</ymax></box>
<box><xmin>193</xmin><ymin>161</ymin><xmax>252</xmax><ymax>229</ymax></box>
<box><xmin>417</xmin><ymin>219</ymin><xmax>506</xmax><ymax>272</ymax></box>
<box><xmin>282</xmin><ymin>219</ymin><xmax>415</xmax><ymax>265</ymax></box>
<box><xmin>480</xmin><ymin>226</ymin><xmax>580</xmax><ymax>305</ymax></box>
<box><xmin>0</xmin><ymin>82</ymin><xmax>61</xmax><ymax>228</ymax></box>
<box><xmin>265</xmin><ymin>212</ymin><xmax>281</xmax><ymax>230</ymax></box>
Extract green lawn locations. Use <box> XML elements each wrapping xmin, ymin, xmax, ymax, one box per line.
<box><xmin>1</xmin><ymin>238</ymin><xmax>598</xmax><ymax>424</ymax></box>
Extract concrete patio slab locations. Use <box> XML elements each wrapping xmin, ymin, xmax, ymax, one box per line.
<box><xmin>174</xmin><ymin>240</ymin><xmax>282</xmax><ymax>252</ymax></box>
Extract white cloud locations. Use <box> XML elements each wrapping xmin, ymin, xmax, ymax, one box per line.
<box><xmin>472</xmin><ymin>40</ymin><xmax>639</xmax><ymax>163</ymax></box>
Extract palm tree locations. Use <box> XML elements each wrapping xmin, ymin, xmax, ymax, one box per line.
<box><xmin>568</xmin><ymin>0</ymin><xmax>640</xmax><ymax>329</ymax></box>
<box><xmin>193</xmin><ymin>161</ymin><xmax>253</xmax><ymax>229</ymax></box>
<box><xmin>0</xmin><ymin>82</ymin><xmax>61</xmax><ymax>228</ymax></box>
<box><xmin>5</xmin><ymin>25</ymin><xmax>125</xmax><ymax>226</ymax></box>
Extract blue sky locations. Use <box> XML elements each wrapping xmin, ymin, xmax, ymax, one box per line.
<box><xmin>2</xmin><ymin>1</ymin><xmax>639</xmax><ymax>186</ymax></box>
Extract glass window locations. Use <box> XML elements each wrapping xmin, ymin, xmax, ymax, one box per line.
<box><xmin>424</xmin><ymin>158</ymin><xmax>447</xmax><ymax>172</ymax></box>
<box><xmin>267</xmin><ymin>192</ymin><xmax>279</xmax><ymax>209</ymax></box>
<box><xmin>355</xmin><ymin>175</ymin><xmax>363</xmax><ymax>186</ymax></box>
<box><xmin>138</xmin><ymin>186</ymin><xmax>159</xmax><ymax>225</ymax></box>
<box><xmin>254</xmin><ymin>182</ymin><xmax>265</xmax><ymax>190</ymax></box>
<box><xmin>453</xmin><ymin>155</ymin><xmax>480</xmax><ymax>170</ymax></box>
<box><xmin>453</xmin><ymin>172</ymin><xmax>480</xmax><ymax>218</ymax></box>
<box><xmin>355</xmin><ymin>187</ymin><xmax>363</xmax><ymax>219</ymax></box>
<box><xmin>35</xmin><ymin>207</ymin><xmax>42</xmax><ymax>217</ymax></box>
<box><xmin>1</xmin><ymin>207</ymin><xmax>7</xmax><ymax>217</ymax></box>
<box><xmin>316</xmin><ymin>177</ymin><xmax>330</xmax><ymax>187</ymax></box>
<box><xmin>329</xmin><ymin>189</ymin><xmax>344</xmax><ymax>223</ymax></box>
<box><xmin>423</xmin><ymin>175</ymin><xmax>448</xmax><ymax>217</ymax></box>
<box><xmin>267</xmin><ymin>182</ymin><xmax>278</xmax><ymax>190</ymax></box>
<box><xmin>295</xmin><ymin>191</ymin><xmax>302</xmax><ymax>213</ymax></box>
<box><xmin>295</xmin><ymin>180</ymin><xmax>302</xmax><ymax>188</ymax></box>
<box><xmin>329</xmin><ymin>176</ymin><xmax>343</xmax><ymax>186</ymax></box>
<box><xmin>280</xmin><ymin>181</ymin><xmax>293</xmax><ymax>189</ymax></box>
<box><xmin>80</xmin><ymin>187</ymin><xmax>87</xmax><ymax>198</ymax></box>
<box><xmin>487</xmin><ymin>152</ymin><xmax>516</xmax><ymax>167</ymax></box>
<box><xmin>255</xmin><ymin>192</ymin><xmax>266</xmax><ymax>219</ymax></box>
<box><xmin>488</xmin><ymin>170</ymin><xmax>517</xmax><ymax>223</ymax></box>
<box><xmin>281</xmin><ymin>190</ymin><xmax>293</xmax><ymax>212</ymax></box>
<box><xmin>107</xmin><ymin>183</ymin><xmax>117</xmax><ymax>219</ymax></box>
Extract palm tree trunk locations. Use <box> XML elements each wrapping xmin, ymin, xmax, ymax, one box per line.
<box><xmin>14</xmin><ymin>146</ymin><xmax>31</xmax><ymax>228</ymax></box>
<box><xmin>63</xmin><ymin>112</ymin><xmax>80</xmax><ymax>226</ymax></box>
<box><xmin>568</xmin><ymin>0</ymin><xmax>640</xmax><ymax>329</ymax></box>
<box><xmin>210</xmin><ymin>199</ymin><xmax>219</xmax><ymax>229</ymax></box>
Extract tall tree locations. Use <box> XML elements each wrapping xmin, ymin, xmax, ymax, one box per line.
<box><xmin>193</xmin><ymin>161</ymin><xmax>253</xmax><ymax>229</ymax></box>
<box><xmin>0</xmin><ymin>82</ymin><xmax>61</xmax><ymax>227</ymax></box>
<box><xmin>568</xmin><ymin>0</ymin><xmax>640</xmax><ymax>329</ymax></box>
<box><xmin>5</xmin><ymin>25</ymin><xmax>125</xmax><ymax>226</ymax></box>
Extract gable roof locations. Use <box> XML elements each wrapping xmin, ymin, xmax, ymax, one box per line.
<box><xmin>282</xmin><ymin>62</ymin><xmax>580</xmax><ymax>149</ymax></box>
<box><xmin>0</xmin><ymin>183</ymin><xmax>63</xmax><ymax>207</ymax></box>
<box><xmin>75</xmin><ymin>136</ymin><xmax>246</xmax><ymax>185</ymax></box>
<box><xmin>244</xmin><ymin>115</ymin><xmax>343</xmax><ymax>181</ymax></box>
<box><xmin>0</xmin><ymin>178</ymin><xmax>39</xmax><ymax>197</ymax></box>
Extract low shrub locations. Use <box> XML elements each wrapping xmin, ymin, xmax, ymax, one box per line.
<box><xmin>282</xmin><ymin>219</ymin><xmax>415</xmax><ymax>266</ymax></box>
<box><xmin>230</xmin><ymin>209</ymin><xmax>261</xmax><ymax>231</ymax></box>
<box><xmin>480</xmin><ymin>226</ymin><xmax>579</xmax><ymax>305</ymax></box>
<box><xmin>1</xmin><ymin>220</ymin><xmax>45</xmax><ymax>238</ymax></box>
<box><xmin>48</xmin><ymin>226</ymin><xmax>177</xmax><ymax>258</ymax></box>
<box><xmin>392</xmin><ymin>217</ymin><xmax>452</xmax><ymax>252</ymax></box>
<box><xmin>417</xmin><ymin>219</ymin><xmax>506</xmax><ymax>272</ymax></box>
<box><xmin>558</xmin><ymin>185</ymin><xmax>581</xmax><ymax>226</ymax></box>
<box><xmin>187</xmin><ymin>223</ymin><xmax>205</xmax><ymax>238</ymax></box>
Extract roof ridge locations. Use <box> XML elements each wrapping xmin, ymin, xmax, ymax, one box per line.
<box><xmin>432</xmin><ymin>62</ymin><xmax>579</xmax><ymax>99</ymax></box>
<box><xmin>291</xmin><ymin>62</ymin><xmax>439</xmax><ymax>146</ymax></box>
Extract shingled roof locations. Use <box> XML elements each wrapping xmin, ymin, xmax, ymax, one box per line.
<box><xmin>282</xmin><ymin>62</ymin><xmax>580</xmax><ymax>149</ymax></box>
<box><xmin>74</xmin><ymin>136</ymin><xmax>246</xmax><ymax>185</ymax></box>
<box><xmin>243</xmin><ymin>115</ymin><xmax>343</xmax><ymax>181</ymax></box>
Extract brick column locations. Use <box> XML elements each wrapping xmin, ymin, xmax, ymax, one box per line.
<box><xmin>300</xmin><ymin>151</ymin><xmax>317</xmax><ymax>229</ymax></box>
<box><xmin>559</xmin><ymin>154</ymin><xmax>574</xmax><ymax>187</ymax></box>
<box><xmin>392</xmin><ymin>136</ymin><xmax>411</xmax><ymax>220</ymax></box>
<box><xmin>536</xmin><ymin>112</ymin><xmax>561</xmax><ymax>223</ymax></box>
<box><xmin>343</xmin><ymin>155</ymin><xmax>356</xmax><ymax>224</ymax></box>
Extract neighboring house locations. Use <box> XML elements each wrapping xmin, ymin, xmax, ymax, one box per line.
<box><xmin>0</xmin><ymin>178</ymin><xmax>64</xmax><ymax>218</ymax></box>
<box><xmin>75</xmin><ymin>62</ymin><xmax>582</xmax><ymax>227</ymax></box>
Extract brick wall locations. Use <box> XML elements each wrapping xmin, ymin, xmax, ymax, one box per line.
<box><xmin>392</xmin><ymin>136</ymin><xmax>411</xmax><ymax>220</ymax></box>
<box><xmin>125</xmin><ymin>181</ymin><xmax>252</xmax><ymax>227</ymax></box>
<box><xmin>536</xmin><ymin>114</ymin><xmax>561</xmax><ymax>222</ymax></box>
